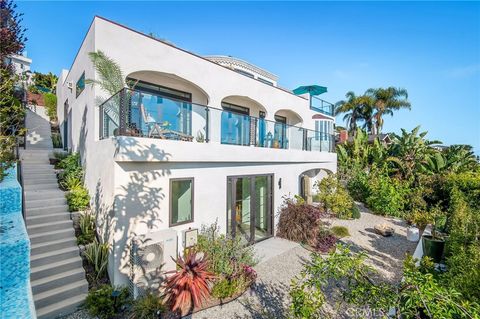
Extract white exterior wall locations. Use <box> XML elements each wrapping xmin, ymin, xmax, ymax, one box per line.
<box><xmin>57</xmin><ymin>16</ymin><xmax>337</xmax><ymax>286</ymax></box>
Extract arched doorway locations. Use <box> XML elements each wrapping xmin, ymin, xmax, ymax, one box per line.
<box><xmin>125</xmin><ymin>71</ymin><xmax>210</xmax><ymax>140</ymax></box>
<box><xmin>273</xmin><ymin>110</ymin><xmax>304</xmax><ymax>150</ymax></box>
<box><xmin>220</xmin><ymin>96</ymin><xmax>267</xmax><ymax>146</ymax></box>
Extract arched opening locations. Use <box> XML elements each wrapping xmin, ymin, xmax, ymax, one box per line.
<box><xmin>271</xmin><ymin>110</ymin><xmax>304</xmax><ymax>150</ymax></box>
<box><xmin>125</xmin><ymin>71</ymin><xmax>210</xmax><ymax>141</ymax></box>
<box><xmin>299</xmin><ymin>168</ymin><xmax>333</xmax><ymax>204</ymax></box>
<box><xmin>219</xmin><ymin>95</ymin><xmax>267</xmax><ymax>146</ymax></box>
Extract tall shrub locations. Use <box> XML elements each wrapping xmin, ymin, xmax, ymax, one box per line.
<box><xmin>43</xmin><ymin>92</ymin><xmax>57</xmax><ymax>121</ymax></box>
<box><xmin>316</xmin><ymin>174</ymin><xmax>358</xmax><ymax>219</ymax></box>
<box><xmin>366</xmin><ymin>172</ymin><xmax>408</xmax><ymax>217</ymax></box>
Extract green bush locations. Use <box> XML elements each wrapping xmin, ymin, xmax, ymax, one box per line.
<box><xmin>315</xmin><ymin>174</ymin><xmax>357</xmax><ymax>219</ymax></box>
<box><xmin>129</xmin><ymin>293</ymin><xmax>166</xmax><ymax>319</ymax></box>
<box><xmin>330</xmin><ymin>226</ymin><xmax>350</xmax><ymax>238</ymax></box>
<box><xmin>53</xmin><ymin>151</ymin><xmax>68</xmax><ymax>161</ymax></box>
<box><xmin>290</xmin><ymin>245</ymin><xmax>480</xmax><ymax>318</ymax></box>
<box><xmin>366</xmin><ymin>173</ymin><xmax>408</xmax><ymax>217</ymax></box>
<box><xmin>85</xmin><ymin>284</ymin><xmax>130</xmax><ymax>319</ymax></box>
<box><xmin>42</xmin><ymin>92</ymin><xmax>57</xmax><ymax>121</ymax></box>
<box><xmin>351</xmin><ymin>205</ymin><xmax>361</xmax><ymax>219</ymax></box>
<box><xmin>196</xmin><ymin>222</ymin><xmax>257</xmax><ymax>278</ymax></box>
<box><xmin>211</xmin><ymin>277</ymin><xmax>241</xmax><ymax>299</ymax></box>
<box><xmin>51</xmin><ymin>132</ymin><xmax>62</xmax><ymax>148</ymax></box>
<box><xmin>58</xmin><ymin>152</ymin><xmax>83</xmax><ymax>186</ymax></box>
<box><xmin>60</xmin><ymin>173</ymin><xmax>82</xmax><ymax>190</ymax></box>
<box><xmin>66</xmin><ymin>185</ymin><xmax>90</xmax><ymax>211</ymax></box>
<box><xmin>346</xmin><ymin>169</ymin><xmax>370</xmax><ymax>202</ymax></box>
<box><xmin>84</xmin><ymin>240</ymin><xmax>109</xmax><ymax>281</ymax></box>
<box><xmin>78</xmin><ymin>212</ymin><xmax>96</xmax><ymax>245</ymax></box>
<box><xmin>58</xmin><ymin>152</ymin><xmax>80</xmax><ymax>170</ymax></box>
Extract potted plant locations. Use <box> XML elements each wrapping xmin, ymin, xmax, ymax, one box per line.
<box><xmin>422</xmin><ymin>207</ymin><xmax>446</xmax><ymax>263</ymax></box>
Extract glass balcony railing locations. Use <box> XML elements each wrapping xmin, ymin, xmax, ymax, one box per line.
<box><xmin>310</xmin><ymin>96</ymin><xmax>334</xmax><ymax>116</ymax></box>
<box><xmin>99</xmin><ymin>88</ymin><xmax>335</xmax><ymax>153</ymax></box>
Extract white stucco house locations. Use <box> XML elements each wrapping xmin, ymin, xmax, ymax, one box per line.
<box><xmin>56</xmin><ymin>16</ymin><xmax>337</xmax><ymax>289</ymax></box>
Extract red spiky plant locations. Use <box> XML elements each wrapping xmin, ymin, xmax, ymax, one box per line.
<box><xmin>164</xmin><ymin>249</ymin><xmax>215</xmax><ymax>315</ymax></box>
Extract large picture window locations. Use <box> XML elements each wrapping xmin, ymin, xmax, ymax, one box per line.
<box><xmin>76</xmin><ymin>72</ymin><xmax>85</xmax><ymax>98</ymax></box>
<box><xmin>170</xmin><ymin>178</ymin><xmax>194</xmax><ymax>226</ymax></box>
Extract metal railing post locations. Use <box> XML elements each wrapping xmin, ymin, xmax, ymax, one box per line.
<box><xmin>99</xmin><ymin>104</ymin><xmax>104</xmax><ymax>139</ymax></box>
<box><xmin>205</xmin><ymin>107</ymin><xmax>210</xmax><ymax>143</ymax></box>
<box><xmin>118</xmin><ymin>89</ymin><xmax>127</xmax><ymax>136</ymax></box>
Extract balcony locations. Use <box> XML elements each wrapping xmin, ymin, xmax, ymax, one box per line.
<box><xmin>310</xmin><ymin>96</ymin><xmax>334</xmax><ymax>117</ymax></box>
<box><xmin>99</xmin><ymin>88</ymin><xmax>335</xmax><ymax>153</ymax></box>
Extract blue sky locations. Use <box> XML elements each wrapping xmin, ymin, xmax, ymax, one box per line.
<box><xmin>17</xmin><ymin>1</ymin><xmax>480</xmax><ymax>152</ymax></box>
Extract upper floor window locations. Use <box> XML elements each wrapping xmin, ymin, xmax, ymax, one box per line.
<box><xmin>257</xmin><ymin>77</ymin><xmax>274</xmax><ymax>86</ymax></box>
<box><xmin>76</xmin><ymin>72</ymin><xmax>85</xmax><ymax>98</ymax></box>
<box><xmin>234</xmin><ymin>69</ymin><xmax>255</xmax><ymax>79</ymax></box>
<box><xmin>315</xmin><ymin>120</ymin><xmax>334</xmax><ymax>140</ymax></box>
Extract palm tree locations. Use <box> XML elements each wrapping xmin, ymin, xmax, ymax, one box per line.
<box><xmin>366</xmin><ymin>87</ymin><xmax>411</xmax><ymax>134</ymax></box>
<box><xmin>335</xmin><ymin>92</ymin><xmax>373</xmax><ymax>135</ymax></box>
<box><xmin>86</xmin><ymin>50</ymin><xmax>125</xmax><ymax>96</ymax></box>
<box><xmin>86</xmin><ymin>51</ymin><xmax>126</xmax><ymax>125</ymax></box>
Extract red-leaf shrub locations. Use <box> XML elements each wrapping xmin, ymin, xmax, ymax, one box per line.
<box><xmin>277</xmin><ymin>197</ymin><xmax>328</xmax><ymax>243</ymax></box>
<box><xmin>164</xmin><ymin>250</ymin><xmax>215</xmax><ymax>314</ymax></box>
<box><xmin>312</xmin><ymin>228</ymin><xmax>338</xmax><ymax>253</ymax></box>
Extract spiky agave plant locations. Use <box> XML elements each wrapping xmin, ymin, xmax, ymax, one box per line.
<box><xmin>164</xmin><ymin>250</ymin><xmax>215</xmax><ymax>314</ymax></box>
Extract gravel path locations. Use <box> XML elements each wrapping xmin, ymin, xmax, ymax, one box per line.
<box><xmin>329</xmin><ymin>203</ymin><xmax>417</xmax><ymax>283</ymax></box>
<box><xmin>64</xmin><ymin>204</ymin><xmax>416</xmax><ymax>319</ymax></box>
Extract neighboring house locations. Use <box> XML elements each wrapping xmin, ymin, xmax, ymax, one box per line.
<box><xmin>5</xmin><ymin>53</ymin><xmax>32</xmax><ymax>83</ymax></box>
<box><xmin>56</xmin><ymin>16</ymin><xmax>337</xmax><ymax>288</ymax></box>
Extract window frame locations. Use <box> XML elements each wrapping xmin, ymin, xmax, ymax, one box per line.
<box><xmin>169</xmin><ymin>177</ymin><xmax>195</xmax><ymax>227</ymax></box>
<box><xmin>76</xmin><ymin>72</ymin><xmax>85</xmax><ymax>98</ymax></box>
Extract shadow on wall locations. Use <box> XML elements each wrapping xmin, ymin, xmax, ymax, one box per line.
<box><xmin>93</xmin><ymin>136</ymin><xmax>172</xmax><ymax>284</ymax></box>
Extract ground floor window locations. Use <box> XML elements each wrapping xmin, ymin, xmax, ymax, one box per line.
<box><xmin>170</xmin><ymin>178</ymin><xmax>194</xmax><ymax>226</ymax></box>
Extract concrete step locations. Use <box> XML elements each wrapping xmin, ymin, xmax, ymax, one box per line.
<box><xmin>31</xmin><ymin>237</ymin><xmax>77</xmax><ymax>255</ymax></box>
<box><xmin>34</xmin><ymin>280</ymin><xmax>88</xmax><ymax>310</ymax></box>
<box><xmin>36</xmin><ymin>293</ymin><xmax>87</xmax><ymax>319</ymax></box>
<box><xmin>23</xmin><ymin>172</ymin><xmax>56</xmax><ymax>180</ymax></box>
<box><xmin>27</xmin><ymin>212</ymin><xmax>71</xmax><ymax>226</ymax></box>
<box><xmin>23</xmin><ymin>180</ymin><xmax>58</xmax><ymax>190</ymax></box>
<box><xmin>26</xmin><ymin>204</ymin><xmax>69</xmax><ymax>216</ymax></box>
<box><xmin>26</xmin><ymin>197</ymin><xmax>66</xmax><ymax>209</ymax></box>
<box><xmin>31</xmin><ymin>256</ymin><xmax>83</xmax><ymax>281</ymax></box>
<box><xmin>32</xmin><ymin>268</ymin><xmax>86</xmax><ymax>294</ymax></box>
<box><xmin>24</xmin><ymin>182</ymin><xmax>61</xmax><ymax>191</ymax></box>
<box><xmin>30</xmin><ymin>246</ymin><xmax>80</xmax><ymax>268</ymax></box>
<box><xmin>25</xmin><ymin>192</ymin><xmax>65</xmax><ymax>202</ymax></box>
<box><xmin>22</xmin><ymin>163</ymin><xmax>53</xmax><ymax>169</ymax></box>
<box><xmin>27</xmin><ymin>220</ymin><xmax>73</xmax><ymax>235</ymax></box>
<box><xmin>29</xmin><ymin>228</ymin><xmax>75</xmax><ymax>245</ymax></box>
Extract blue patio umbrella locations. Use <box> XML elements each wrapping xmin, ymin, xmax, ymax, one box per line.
<box><xmin>293</xmin><ymin>85</ymin><xmax>327</xmax><ymax>96</ymax></box>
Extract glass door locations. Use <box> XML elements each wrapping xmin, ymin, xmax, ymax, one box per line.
<box><xmin>227</xmin><ymin>175</ymin><xmax>273</xmax><ymax>244</ymax></box>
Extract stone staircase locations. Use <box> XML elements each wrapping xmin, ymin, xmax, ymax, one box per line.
<box><xmin>21</xmin><ymin>110</ymin><xmax>88</xmax><ymax>319</ymax></box>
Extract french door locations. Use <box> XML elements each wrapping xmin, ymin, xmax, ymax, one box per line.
<box><xmin>227</xmin><ymin>174</ymin><xmax>273</xmax><ymax>244</ymax></box>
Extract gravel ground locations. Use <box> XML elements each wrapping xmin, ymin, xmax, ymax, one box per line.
<box><xmin>64</xmin><ymin>204</ymin><xmax>416</xmax><ymax>319</ymax></box>
<box><xmin>329</xmin><ymin>202</ymin><xmax>417</xmax><ymax>283</ymax></box>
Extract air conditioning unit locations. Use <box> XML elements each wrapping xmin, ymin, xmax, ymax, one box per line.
<box><xmin>130</xmin><ymin>229</ymin><xmax>177</xmax><ymax>299</ymax></box>
<box><xmin>66</xmin><ymin>81</ymin><xmax>73</xmax><ymax>90</ymax></box>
